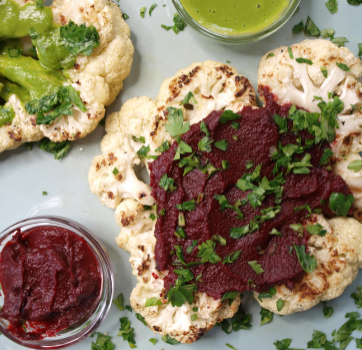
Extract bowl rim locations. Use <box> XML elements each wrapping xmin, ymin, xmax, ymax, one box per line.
<box><xmin>0</xmin><ymin>216</ymin><xmax>114</xmax><ymax>349</ymax></box>
<box><xmin>172</xmin><ymin>0</ymin><xmax>302</xmax><ymax>43</ymax></box>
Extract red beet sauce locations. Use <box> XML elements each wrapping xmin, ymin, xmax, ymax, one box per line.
<box><xmin>149</xmin><ymin>88</ymin><xmax>352</xmax><ymax>299</ymax></box>
<box><xmin>0</xmin><ymin>226</ymin><xmax>101</xmax><ymax>341</ymax></box>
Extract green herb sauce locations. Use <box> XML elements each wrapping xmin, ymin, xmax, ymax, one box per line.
<box><xmin>179</xmin><ymin>0</ymin><xmax>290</xmax><ymax>35</ymax></box>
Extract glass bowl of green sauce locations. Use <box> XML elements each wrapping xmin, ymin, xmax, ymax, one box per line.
<box><xmin>172</xmin><ymin>0</ymin><xmax>301</xmax><ymax>43</ymax></box>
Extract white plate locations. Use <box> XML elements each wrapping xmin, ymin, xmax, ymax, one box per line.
<box><xmin>1</xmin><ymin>1</ymin><xmax>362</xmax><ymax>349</ymax></box>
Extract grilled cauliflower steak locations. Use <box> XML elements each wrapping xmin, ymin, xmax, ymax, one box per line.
<box><xmin>0</xmin><ymin>0</ymin><xmax>134</xmax><ymax>153</ymax></box>
<box><xmin>254</xmin><ymin>215</ymin><xmax>362</xmax><ymax>315</ymax></box>
<box><xmin>89</xmin><ymin>61</ymin><xmax>256</xmax><ymax>343</ymax></box>
<box><xmin>258</xmin><ymin>39</ymin><xmax>362</xmax><ymax>218</ymax></box>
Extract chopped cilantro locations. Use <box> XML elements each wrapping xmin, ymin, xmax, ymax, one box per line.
<box><xmin>217</xmin><ymin>304</ymin><xmax>252</xmax><ymax>334</ymax></box>
<box><xmin>336</xmin><ymin>62</ymin><xmax>350</xmax><ymax>71</ymax></box>
<box><xmin>167</xmin><ymin>276</ymin><xmax>197</xmax><ymax>307</ymax></box>
<box><xmin>176</xmin><ymin>199</ymin><xmax>196</xmax><ymax>211</ymax></box>
<box><xmin>112</xmin><ymin>167</ymin><xmax>119</xmax><ymax>176</ymax></box>
<box><xmin>296</xmin><ymin>58</ymin><xmax>313</xmax><ymax>65</ymax></box>
<box><xmin>332</xmin><ymin>37</ymin><xmax>349</xmax><ymax>47</ymax></box>
<box><xmin>155</xmin><ymin>140</ymin><xmax>170</xmax><ymax>153</ymax></box>
<box><xmin>135</xmin><ymin>313</ymin><xmax>147</xmax><ymax>326</ymax></box>
<box><xmin>122</xmin><ymin>13</ymin><xmax>129</xmax><ymax>20</ymax></box>
<box><xmin>325</xmin><ymin>0</ymin><xmax>338</xmax><ymax>13</ymax></box>
<box><xmin>200</xmin><ymin>120</ymin><xmax>210</xmax><ymax>136</ymax></box>
<box><xmin>293</xmin><ymin>244</ymin><xmax>317</xmax><ymax>273</ymax></box>
<box><xmin>174</xmin><ymin>268</ymin><xmax>194</xmax><ymax>282</ymax></box>
<box><xmin>357</xmin><ymin>338</ymin><xmax>362</xmax><ymax>349</ymax></box>
<box><xmin>320</xmin><ymin>66</ymin><xmax>328</xmax><ymax>78</ymax></box>
<box><xmin>246</xmin><ymin>160</ymin><xmax>254</xmax><ymax>169</ymax></box>
<box><xmin>274</xmin><ymin>338</ymin><xmax>303</xmax><ymax>350</ymax></box>
<box><xmin>140</xmin><ymin>6</ymin><xmax>146</xmax><ymax>17</ymax></box>
<box><xmin>223</xmin><ymin>250</ymin><xmax>241</xmax><ymax>264</ymax></box>
<box><xmin>159</xmin><ymin>174</ymin><xmax>177</xmax><ymax>192</ymax></box>
<box><xmin>273</xmin><ymin>114</ymin><xmax>288</xmax><ymax>134</ymax></box>
<box><xmin>214</xmin><ymin>194</ymin><xmax>244</xmax><ymax>219</ymax></box>
<box><xmin>145</xmin><ymin>297</ymin><xmax>162</xmax><ymax>307</ymax></box>
<box><xmin>161</xmin><ymin>334</ymin><xmax>180</xmax><ymax>345</ymax></box>
<box><xmin>197</xmin><ymin>240</ymin><xmax>221</xmax><ymax>264</ymax></box>
<box><xmin>358</xmin><ymin>43</ymin><xmax>362</xmax><ymax>57</ymax></box>
<box><xmin>276</xmin><ymin>299</ymin><xmax>284</xmax><ymax>312</ymax></box>
<box><xmin>174</xmin><ymin>227</ymin><xmax>186</xmax><ymax>239</ymax></box>
<box><xmin>42</xmin><ymin>191</ymin><xmax>48</xmax><ymax>195</ymax></box>
<box><xmin>149</xmin><ymin>3</ymin><xmax>157</xmax><ymax>16</ymax></box>
<box><xmin>288</xmin><ymin>46</ymin><xmax>294</xmax><ymax>59</ymax></box>
<box><xmin>214</xmin><ymin>139</ymin><xmax>229</xmax><ymax>151</ymax></box>
<box><xmin>174</xmin><ymin>140</ymin><xmax>192</xmax><ymax>160</ymax></box>
<box><xmin>231</xmin><ymin>122</ymin><xmax>240</xmax><ymax>130</ymax></box>
<box><xmin>91</xmin><ymin>332</ymin><xmax>115</xmax><ymax>350</ymax></box>
<box><xmin>60</xmin><ymin>21</ymin><xmax>100</xmax><ymax>56</ymax></box>
<box><xmin>260</xmin><ymin>307</ymin><xmax>274</xmax><ymax>326</ymax></box>
<box><xmin>307</xmin><ymin>331</ymin><xmax>328</xmax><ymax>349</ymax></box>
<box><xmin>186</xmin><ymin>240</ymin><xmax>198</xmax><ymax>254</ymax></box>
<box><xmin>258</xmin><ymin>287</ymin><xmax>277</xmax><ymax>302</ymax></box>
<box><xmin>306</xmin><ymin>224</ymin><xmax>327</xmax><ymax>236</ymax></box>
<box><xmin>332</xmin><ymin>312</ymin><xmax>362</xmax><ymax>344</ymax></box>
<box><xmin>266</xmin><ymin>52</ymin><xmax>275</xmax><ymax>58</ymax></box>
<box><xmin>221</xmin><ymin>291</ymin><xmax>238</xmax><ymax>305</ymax></box>
<box><xmin>292</xmin><ymin>20</ymin><xmax>304</xmax><ymax>33</ymax></box>
<box><xmin>322</xmin><ymin>301</ymin><xmax>334</xmax><ymax>318</ymax></box>
<box><xmin>230</xmin><ymin>225</ymin><xmax>250</xmax><ymax>239</ymax></box>
<box><xmin>198</xmin><ymin>136</ymin><xmax>213</xmax><ymax>152</ymax></box>
<box><xmin>149</xmin><ymin>338</ymin><xmax>157</xmax><ymax>345</ymax></box>
<box><xmin>165</xmin><ymin>107</ymin><xmax>190</xmax><ymax>137</ymax></box>
<box><xmin>132</xmin><ymin>135</ymin><xmax>145</xmax><ymax>143</ymax></box>
<box><xmin>219</xmin><ymin>110</ymin><xmax>241</xmax><ymax>124</ymax></box>
<box><xmin>39</xmin><ymin>139</ymin><xmax>71</xmax><ymax>160</ymax></box>
<box><xmin>270</xmin><ymin>228</ymin><xmax>282</xmax><ymax>236</ymax></box>
<box><xmin>118</xmin><ymin>317</ymin><xmax>136</xmax><ymax>348</ymax></box>
<box><xmin>114</xmin><ymin>293</ymin><xmax>125</xmax><ymax>311</ymax></box>
<box><xmin>212</xmin><ymin>234</ymin><xmax>227</xmax><ymax>246</ymax></box>
<box><xmin>226</xmin><ymin>344</ymin><xmax>238</xmax><ymax>350</ymax></box>
<box><xmin>351</xmin><ymin>286</ymin><xmax>362</xmax><ymax>307</ymax></box>
<box><xmin>329</xmin><ymin>192</ymin><xmax>354</xmax><ymax>216</ymax></box>
<box><xmin>161</xmin><ymin>13</ymin><xmax>186</xmax><ymax>34</ymax></box>
<box><xmin>248</xmin><ymin>260</ymin><xmax>264</xmax><ymax>274</ymax></box>
<box><xmin>347</xmin><ymin>159</ymin><xmax>362</xmax><ymax>172</ymax></box>
<box><xmin>181</xmin><ymin>91</ymin><xmax>197</xmax><ymax>105</ymax></box>
<box><xmin>191</xmin><ymin>314</ymin><xmax>198</xmax><ymax>321</ymax></box>
<box><xmin>321</xmin><ymin>28</ymin><xmax>335</xmax><ymax>38</ymax></box>
<box><xmin>126</xmin><ymin>305</ymin><xmax>132</xmax><ymax>312</ymax></box>
<box><xmin>319</xmin><ymin>148</ymin><xmax>333</xmax><ymax>166</ymax></box>
<box><xmin>222</xmin><ymin>160</ymin><xmax>229</xmax><ymax>170</ymax></box>
<box><xmin>289</xmin><ymin>223</ymin><xmax>304</xmax><ymax>233</ymax></box>
<box><xmin>304</xmin><ymin>16</ymin><xmax>320</xmax><ymax>37</ymax></box>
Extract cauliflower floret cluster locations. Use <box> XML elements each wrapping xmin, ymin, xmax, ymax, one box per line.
<box><xmin>0</xmin><ymin>0</ymin><xmax>134</xmax><ymax>153</ymax></box>
<box><xmin>254</xmin><ymin>215</ymin><xmax>362</xmax><ymax>315</ymax></box>
<box><xmin>258</xmin><ymin>39</ymin><xmax>362</xmax><ymax>219</ymax></box>
<box><xmin>89</xmin><ymin>61</ymin><xmax>256</xmax><ymax>343</ymax></box>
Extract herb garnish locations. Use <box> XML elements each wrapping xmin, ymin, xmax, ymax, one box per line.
<box><xmin>260</xmin><ymin>307</ymin><xmax>274</xmax><ymax>326</ymax></box>
<box><xmin>223</xmin><ymin>250</ymin><xmax>241</xmax><ymax>264</ymax></box>
<box><xmin>140</xmin><ymin>6</ymin><xmax>146</xmax><ymax>18</ymax></box>
<box><xmin>214</xmin><ymin>139</ymin><xmax>229</xmax><ymax>151</ymax></box>
<box><xmin>165</xmin><ymin>107</ymin><xmax>190</xmax><ymax>137</ymax></box>
<box><xmin>293</xmin><ymin>244</ymin><xmax>317</xmax><ymax>273</ymax></box>
<box><xmin>322</xmin><ymin>301</ymin><xmax>334</xmax><ymax>318</ymax></box>
<box><xmin>347</xmin><ymin>159</ymin><xmax>362</xmax><ymax>172</ymax></box>
<box><xmin>276</xmin><ymin>299</ymin><xmax>284</xmax><ymax>312</ymax></box>
<box><xmin>248</xmin><ymin>260</ymin><xmax>264</xmax><ymax>274</ymax></box>
<box><xmin>149</xmin><ymin>3</ymin><xmax>157</xmax><ymax>16</ymax></box>
<box><xmin>197</xmin><ymin>240</ymin><xmax>221</xmax><ymax>263</ymax></box>
<box><xmin>329</xmin><ymin>192</ymin><xmax>354</xmax><ymax>216</ymax></box>
<box><xmin>161</xmin><ymin>13</ymin><xmax>186</xmax><ymax>34</ymax></box>
<box><xmin>219</xmin><ymin>110</ymin><xmax>241</xmax><ymax>124</ymax></box>
<box><xmin>118</xmin><ymin>317</ymin><xmax>136</xmax><ymax>348</ymax></box>
<box><xmin>114</xmin><ymin>293</ymin><xmax>125</xmax><ymax>311</ymax></box>
<box><xmin>159</xmin><ymin>174</ymin><xmax>177</xmax><ymax>192</ymax></box>
<box><xmin>325</xmin><ymin>0</ymin><xmax>338</xmax><ymax>13</ymax></box>
<box><xmin>176</xmin><ymin>200</ymin><xmax>196</xmax><ymax>211</ymax></box>
<box><xmin>39</xmin><ymin>139</ymin><xmax>71</xmax><ymax>159</ymax></box>
<box><xmin>258</xmin><ymin>287</ymin><xmax>277</xmax><ymax>301</ymax></box>
<box><xmin>145</xmin><ymin>297</ymin><xmax>162</xmax><ymax>307</ymax></box>
<box><xmin>162</xmin><ymin>334</ymin><xmax>180</xmax><ymax>345</ymax></box>
<box><xmin>181</xmin><ymin>92</ymin><xmax>197</xmax><ymax>105</ymax></box>
<box><xmin>91</xmin><ymin>332</ymin><xmax>115</xmax><ymax>350</ymax></box>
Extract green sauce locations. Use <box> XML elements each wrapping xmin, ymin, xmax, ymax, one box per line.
<box><xmin>0</xmin><ymin>0</ymin><xmax>74</xmax><ymax>117</ymax></box>
<box><xmin>179</xmin><ymin>0</ymin><xmax>290</xmax><ymax>35</ymax></box>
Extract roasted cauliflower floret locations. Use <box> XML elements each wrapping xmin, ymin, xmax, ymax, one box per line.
<box><xmin>89</xmin><ymin>61</ymin><xmax>257</xmax><ymax>343</ymax></box>
<box><xmin>258</xmin><ymin>39</ymin><xmax>362</xmax><ymax>217</ymax></box>
<box><xmin>254</xmin><ymin>215</ymin><xmax>362</xmax><ymax>315</ymax></box>
<box><xmin>0</xmin><ymin>0</ymin><xmax>134</xmax><ymax>152</ymax></box>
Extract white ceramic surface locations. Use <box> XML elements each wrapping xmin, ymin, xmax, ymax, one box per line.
<box><xmin>1</xmin><ymin>0</ymin><xmax>362</xmax><ymax>349</ymax></box>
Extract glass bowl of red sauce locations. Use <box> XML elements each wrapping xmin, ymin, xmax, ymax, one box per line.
<box><xmin>0</xmin><ymin>216</ymin><xmax>114</xmax><ymax>349</ymax></box>
<box><xmin>172</xmin><ymin>0</ymin><xmax>301</xmax><ymax>43</ymax></box>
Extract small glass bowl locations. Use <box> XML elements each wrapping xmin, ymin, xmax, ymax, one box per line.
<box><xmin>0</xmin><ymin>216</ymin><xmax>114</xmax><ymax>349</ymax></box>
<box><xmin>172</xmin><ymin>0</ymin><xmax>301</xmax><ymax>43</ymax></box>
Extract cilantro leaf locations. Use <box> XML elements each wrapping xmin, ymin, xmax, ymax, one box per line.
<box><xmin>176</xmin><ymin>199</ymin><xmax>196</xmax><ymax>211</ymax></box>
<box><xmin>161</xmin><ymin>13</ymin><xmax>186</xmax><ymax>34</ymax></box>
<box><xmin>197</xmin><ymin>240</ymin><xmax>221</xmax><ymax>264</ymax></box>
<box><xmin>167</xmin><ymin>278</ymin><xmax>197</xmax><ymax>307</ymax></box>
<box><xmin>332</xmin><ymin>37</ymin><xmax>349</xmax><ymax>47</ymax></box>
<box><xmin>332</xmin><ymin>313</ymin><xmax>362</xmax><ymax>343</ymax></box>
<box><xmin>137</xmin><ymin>145</ymin><xmax>150</xmax><ymax>160</ymax></box>
<box><xmin>320</xmin><ymin>66</ymin><xmax>328</xmax><ymax>78</ymax></box>
<box><xmin>165</xmin><ymin>107</ymin><xmax>190</xmax><ymax>137</ymax></box>
<box><xmin>198</xmin><ymin>136</ymin><xmax>213</xmax><ymax>152</ymax></box>
<box><xmin>159</xmin><ymin>174</ymin><xmax>177</xmax><ymax>192</ymax></box>
<box><xmin>212</xmin><ymin>234</ymin><xmax>227</xmax><ymax>246</ymax></box>
<box><xmin>306</xmin><ymin>224</ymin><xmax>327</xmax><ymax>236</ymax></box>
<box><xmin>149</xmin><ymin>338</ymin><xmax>157</xmax><ymax>345</ymax></box>
<box><xmin>230</xmin><ymin>225</ymin><xmax>250</xmax><ymax>239</ymax></box>
<box><xmin>145</xmin><ymin>297</ymin><xmax>162</xmax><ymax>307</ymax></box>
<box><xmin>347</xmin><ymin>159</ymin><xmax>362</xmax><ymax>172</ymax></box>
<box><xmin>135</xmin><ymin>313</ymin><xmax>147</xmax><ymax>326</ymax></box>
<box><xmin>226</xmin><ymin>344</ymin><xmax>237</xmax><ymax>350</ymax></box>
<box><xmin>304</xmin><ymin>16</ymin><xmax>320</xmax><ymax>37</ymax></box>
<box><xmin>140</xmin><ymin>6</ymin><xmax>146</xmax><ymax>18</ymax></box>
<box><xmin>174</xmin><ymin>268</ymin><xmax>194</xmax><ymax>282</ymax></box>
<box><xmin>325</xmin><ymin>0</ymin><xmax>338</xmax><ymax>13</ymax></box>
<box><xmin>91</xmin><ymin>332</ymin><xmax>115</xmax><ymax>350</ymax></box>
<box><xmin>248</xmin><ymin>260</ymin><xmax>264</xmax><ymax>274</ymax></box>
<box><xmin>122</xmin><ymin>13</ymin><xmax>129</xmax><ymax>20</ymax></box>
<box><xmin>219</xmin><ymin>110</ymin><xmax>241</xmax><ymax>124</ymax></box>
<box><xmin>186</xmin><ymin>240</ymin><xmax>198</xmax><ymax>254</ymax></box>
<box><xmin>319</xmin><ymin>148</ymin><xmax>333</xmax><ymax>166</ymax></box>
<box><xmin>274</xmin><ymin>338</ymin><xmax>304</xmax><ymax>350</ymax></box>
<box><xmin>260</xmin><ymin>307</ymin><xmax>274</xmax><ymax>326</ymax></box>
<box><xmin>113</xmin><ymin>293</ymin><xmax>125</xmax><ymax>311</ymax></box>
<box><xmin>351</xmin><ymin>286</ymin><xmax>362</xmax><ymax>307</ymax></box>
<box><xmin>322</xmin><ymin>301</ymin><xmax>334</xmax><ymax>318</ymax></box>
<box><xmin>274</xmin><ymin>114</ymin><xmax>288</xmax><ymax>134</ymax></box>
<box><xmin>266</xmin><ymin>52</ymin><xmax>275</xmax><ymax>58</ymax></box>
<box><xmin>329</xmin><ymin>192</ymin><xmax>354</xmax><ymax>216</ymax></box>
<box><xmin>217</xmin><ymin>304</ymin><xmax>252</xmax><ymax>334</ymax></box>
<box><xmin>39</xmin><ymin>139</ymin><xmax>71</xmax><ymax>160</ymax></box>
<box><xmin>336</xmin><ymin>62</ymin><xmax>350</xmax><ymax>71</ymax></box>
<box><xmin>292</xmin><ymin>20</ymin><xmax>304</xmax><ymax>33</ymax></box>
<box><xmin>162</xmin><ymin>334</ymin><xmax>180</xmax><ymax>345</ymax></box>
<box><xmin>223</xmin><ymin>250</ymin><xmax>241</xmax><ymax>264</ymax></box>
<box><xmin>155</xmin><ymin>140</ymin><xmax>170</xmax><ymax>153</ymax></box>
<box><xmin>214</xmin><ymin>139</ymin><xmax>229</xmax><ymax>151</ymax></box>
<box><xmin>149</xmin><ymin>3</ymin><xmax>157</xmax><ymax>16</ymax></box>
<box><xmin>60</xmin><ymin>20</ymin><xmax>100</xmax><ymax>56</ymax></box>
<box><xmin>180</xmin><ymin>91</ymin><xmax>197</xmax><ymax>105</ymax></box>
<box><xmin>221</xmin><ymin>291</ymin><xmax>238</xmax><ymax>305</ymax></box>
<box><xmin>356</xmin><ymin>338</ymin><xmax>362</xmax><ymax>349</ymax></box>
<box><xmin>293</xmin><ymin>244</ymin><xmax>317</xmax><ymax>273</ymax></box>
<box><xmin>118</xmin><ymin>317</ymin><xmax>136</xmax><ymax>348</ymax></box>
<box><xmin>132</xmin><ymin>135</ymin><xmax>145</xmax><ymax>143</ymax></box>
<box><xmin>276</xmin><ymin>299</ymin><xmax>284</xmax><ymax>312</ymax></box>
<box><xmin>296</xmin><ymin>58</ymin><xmax>313</xmax><ymax>65</ymax></box>
<box><xmin>258</xmin><ymin>287</ymin><xmax>277</xmax><ymax>302</ymax></box>
<box><xmin>307</xmin><ymin>330</ymin><xmax>327</xmax><ymax>348</ymax></box>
